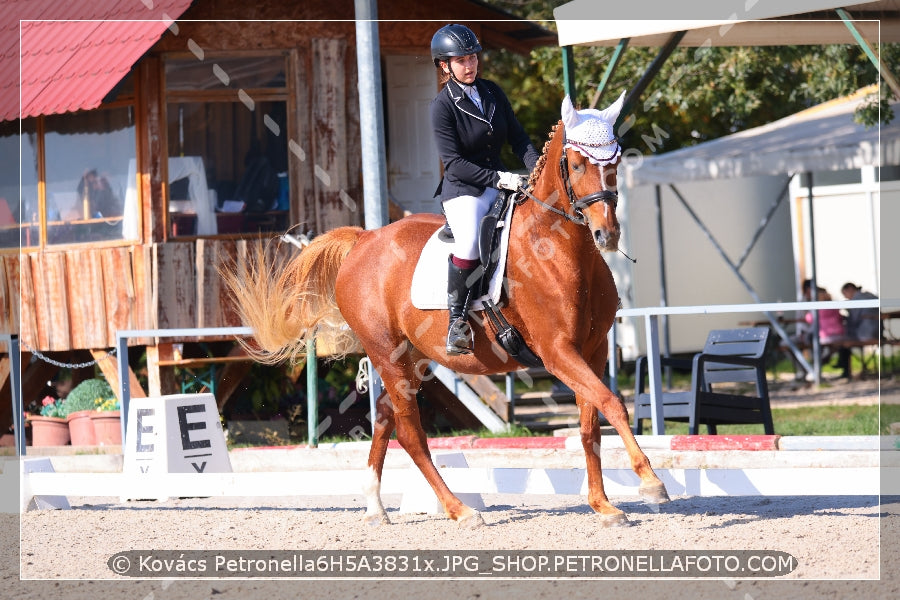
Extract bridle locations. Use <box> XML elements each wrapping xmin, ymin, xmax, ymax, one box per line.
<box><xmin>517</xmin><ymin>124</ymin><xmax>619</xmax><ymax>225</ymax></box>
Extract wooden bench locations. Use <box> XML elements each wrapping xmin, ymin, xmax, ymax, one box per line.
<box><xmin>633</xmin><ymin>327</ymin><xmax>774</xmax><ymax>435</ymax></box>
<box><xmin>777</xmin><ymin>336</ymin><xmax>894</xmax><ymax>376</ymax></box>
<box><xmin>773</xmin><ymin>309</ymin><xmax>900</xmax><ymax>376</ymax></box>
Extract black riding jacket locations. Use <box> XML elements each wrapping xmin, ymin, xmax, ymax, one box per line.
<box><xmin>430</xmin><ymin>78</ymin><xmax>539</xmax><ymax>201</ymax></box>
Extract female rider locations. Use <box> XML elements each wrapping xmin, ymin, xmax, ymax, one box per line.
<box><xmin>430</xmin><ymin>23</ymin><xmax>540</xmax><ymax>355</ymax></box>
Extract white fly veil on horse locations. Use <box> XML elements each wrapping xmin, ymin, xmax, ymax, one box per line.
<box><xmin>561</xmin><ymin>92</ymin><xmax>624</xmax><ymax>166</ymax></box>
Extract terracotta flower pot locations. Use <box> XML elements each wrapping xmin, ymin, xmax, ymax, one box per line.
<box><xmin>29</xmin><ymin>415</ymin><xmax>70</xmax><ymax>446</ymax></box>
<box><xmin>66</xmin><ymin>410</ymin><xmax>97</xmax><ymax>445</ymax></box>
<box><xmin>89</xmin><ymin>411</ymin><xmax>122</xmax><ymax>446</ymax></box>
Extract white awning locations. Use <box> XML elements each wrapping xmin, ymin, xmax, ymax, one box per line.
<box><xmin>624</xmin><ymin>87</ymin><xmax>900</xmax><ymax>187</ymax></box>
<box><xmin>553</xmin><ymin>0</ymin><xmax>898</xmax><ymax>47</ymax></box>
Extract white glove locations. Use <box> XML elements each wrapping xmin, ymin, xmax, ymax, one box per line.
<box><xmin>497</xmin><ymin>171</ymin><xmax>526</xmax><ymax>191</ymax></box>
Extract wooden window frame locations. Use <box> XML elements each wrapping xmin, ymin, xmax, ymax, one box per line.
<box><xmin>17</xmin><ymin>92</ymin><xmax>142</xmax><ymax>253</ymax></box>
<box><xmin>161</xmin><ymin>51</ymin><xmax>294</xmax><ymax>241</ymax></box>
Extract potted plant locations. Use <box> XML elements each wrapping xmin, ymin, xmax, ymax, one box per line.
<box><xmin>28</xmin><ymin>396</ymin><xmax>70</xmax><ymax>446</ymax></box>
<box><xmin>62</xmin><ymin>380</ymin><xmax>106</xmax><ymax>445</ymax></box>
<box><xmin>90</xmin><ymin>393</ymin><xmax>122</xmax><ymax>446</ymax></box>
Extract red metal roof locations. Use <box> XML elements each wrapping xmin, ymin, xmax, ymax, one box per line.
<box><xmin>1</xmin><ymin>0</ymin><xmax>195</xmax><ymax>122</ymax></box>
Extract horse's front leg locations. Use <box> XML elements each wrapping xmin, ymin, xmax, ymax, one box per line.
<box><xmin>550</xmin><ymin>347</ymin><xmax>670</xmax><ymax>510</ymax></box>
<box><xmin>363</xmin><ymin>388</ymin><xmax>395</xmax><ymax>526</ymax></box>
<box><xmin>577</xmin><ymin>400</ymin><xmax>630</xmax><ymax>526</ymax></box>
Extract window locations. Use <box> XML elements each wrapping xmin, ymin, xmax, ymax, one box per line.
<box><xmin>0</xmin><ymin>119</ymin><xmax>37</xmax><ymax>248</ymax></box>
<box><xmin>876</xmin><ymin>165</ymin><xmax>900</xmax><ymax>182</ymax></box>
<box><xmin>4</xmin><ymin>73</ymin><xmax>139</xmax><ymax>249</ymax></box>
<box><xmin>164</xmin><ymin>54</ymin><xmax>289</xmax><ymax>237</ymax></box>
<box><xmin>798</xmin><ymin>169</ymin><xmax>862</xmax><ymax>187</ymax></box>
<box><xmin>43</xmin><ymin>107</ymin><xmax>137</xmax><ymax>245</ymax></box>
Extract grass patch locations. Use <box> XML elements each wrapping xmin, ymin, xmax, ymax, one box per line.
<box><xmin>646</xmin><ymin>403</ymin><xmax>896</xmax><ymax>436</ymax></box>
<box><xmin>880</xmin><ymin>404</ymin><xmax>900</xmax><ymax>435</ymax></box>
<box><xmin>227</xmin><ymin>403</ymin><xmax>900</xmax><ymax>448</ymax></box>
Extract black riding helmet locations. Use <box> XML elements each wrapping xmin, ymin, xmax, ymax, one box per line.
<box><xmin>431</xmin><ymin>24</ymin><xmax>482</xmax><ymax>68</ymax></box>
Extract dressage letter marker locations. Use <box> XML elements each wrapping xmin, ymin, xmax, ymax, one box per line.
<box><xmin>123</xmin><ymin>394</ymin><xmax>231</xmax><ymax>500</ymax></box>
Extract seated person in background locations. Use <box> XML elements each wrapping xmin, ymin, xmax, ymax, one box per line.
<box><xmin>801</xmin><ymin>280</ymin><xmax>846</xmax><ymax>343</ymax></box>
<box><xmin>841</xmin><ymin>282</ymin><xmax>881</xmax><ymax>342</ymax></box>
<box><xmin>77</xmin><ymin>169</ymin><xmax>122</xmax><ymax>218</ymax></box>
<box><xmin>801</xmin><ymin>279</ymin><xmax>850</xmax><ymax>379</ymax></box>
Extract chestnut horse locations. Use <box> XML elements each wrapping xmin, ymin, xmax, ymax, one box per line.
<box><xmin>222</xmin><ymin>95</ymin><xmax>669</xmax><ymax>528</ymax></box>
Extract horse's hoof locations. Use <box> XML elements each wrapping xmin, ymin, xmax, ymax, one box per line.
<box><xmin>639</xmin><ymin>481</ymin><xmax>671</xmax><ymax>504</ymax></box>
<box><xmin>599</xmin><ymin>512</ymin><xmax>631</xmax><ymax>528</ymax></box>
<box><xmin>457</xmin><ymin>511</ymin><xmax>485</xmax><ymax>529</ymax></box>
<box><xmin>363</xmin><ymin>512</ymin><xmax>391</xmax><ymax>527</ymax></box>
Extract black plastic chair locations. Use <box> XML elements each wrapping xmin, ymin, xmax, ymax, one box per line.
<box><xmin>633</xmin><ymin>327</ymin><xmax>774</xmax><ymax>435</ymax></box>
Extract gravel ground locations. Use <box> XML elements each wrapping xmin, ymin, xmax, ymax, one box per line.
<box><xmin>6</xmin><ymin>491</ymin><xmax>897</xmax><ymax>599</ymax></box>
<box><xmin>3</xmin><ymin>373</ymin><xmax>898</xmax><ymax>598</ymax></box>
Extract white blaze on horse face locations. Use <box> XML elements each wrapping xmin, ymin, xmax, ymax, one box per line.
<box><xmin>586</xmin><ymin>204</ymin><xmax>620</xmax><ymax>252</ymax></box>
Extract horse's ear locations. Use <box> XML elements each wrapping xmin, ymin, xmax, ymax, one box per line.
<box><xmin>598</xmin><ymin>90</ymin><xmax>626</xmax><ymax>125</ymax></box>
<box><xmin>561</xmin><ymin>95</ymin><xmax>579</xmax><ymax>128</ymax></box>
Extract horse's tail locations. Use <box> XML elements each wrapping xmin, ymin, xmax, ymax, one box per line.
<box><xmin>220</xmin><ymin>227</ymin><xmax>364</xmax><ymax>364</ymax></box>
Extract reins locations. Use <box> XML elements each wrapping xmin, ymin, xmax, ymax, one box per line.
<box><xmin>515</xmin><ymin>186</ymin><xmax>583</xmax><ymax>224</ymax></box>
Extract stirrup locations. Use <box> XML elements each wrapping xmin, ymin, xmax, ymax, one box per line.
<box><xmin>446</xmin><ymin>317</ymin><xmax>473</xmax><ymax>355</ymax></box>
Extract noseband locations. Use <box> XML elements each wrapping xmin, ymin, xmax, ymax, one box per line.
<box><xmin>518</xmin><ymin>124</ymin><xmax>618</xmax><ymax>225</ymax></box>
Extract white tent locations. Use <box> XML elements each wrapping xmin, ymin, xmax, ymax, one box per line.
<box><xmin>625</xmin><ymin>88</ymin><xmax>900</xmax><ymax>187</ymax></box>
<box><xmin>553</xmin><ymin>1</ymin><xmax>900</xmax><ymax>47</ymax></box>
<box><xmin>552</xmin><ymin>3</ymin><xmax>898</xmax><ymax>385</ymax></box>
<box><xmin>609</xmin><ymin>87</ymin><xmax>897</xmax><ymax>361</ymax></box>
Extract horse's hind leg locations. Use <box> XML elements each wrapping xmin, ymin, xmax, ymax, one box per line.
<box><xmin>363</xmin><ymin>389</ymin><xmax>395</xmax><ymax>526</ymax></box>
<box><xmin>379</xmin><ymin>361</ymin><xmax>484</xmax><ymax>528</ymax></box>
<box><xmin>577</xmin><ymin>401</ymin><xmax>629</xmax><ymax>527</ymax></box>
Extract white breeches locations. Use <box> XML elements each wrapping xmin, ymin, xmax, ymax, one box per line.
<box><xmin>442</xmin><ymin>187</ymin><xmax>499</xmax><ymax>260</ymax></box>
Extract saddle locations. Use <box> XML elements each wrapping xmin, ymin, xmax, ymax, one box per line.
<box><xmin>441</xmin><ymin>192</ymin><xmax>543</xmax><ymax>369</ymax></box>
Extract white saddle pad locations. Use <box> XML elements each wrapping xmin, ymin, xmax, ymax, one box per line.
<box><xmin>410</xmin><ymin>206</ymin><xmax>515</xmax><ymax>311</ymax></box>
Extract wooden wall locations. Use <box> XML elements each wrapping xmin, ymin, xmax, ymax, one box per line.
<box><xmin>151</xmin><ymin>19</ymin><xmax>365</xmax><ymax>236</ymax></box>
<box><xmin>6</xmin><ymin>1</ymin><xmax>550</xmax><ymax>355</ymax></box>
<box><xmin>12</xmin><ymin>241</ymin><xmax>248</xmax><ymax>352</ymax></box>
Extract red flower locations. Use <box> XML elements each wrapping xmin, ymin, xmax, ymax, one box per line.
<box><xmin>42</xmin><ymin>396</ymin><xmax>55</xmax><ymax>407</ymax></box>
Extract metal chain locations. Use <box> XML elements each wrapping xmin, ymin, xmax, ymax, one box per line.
<box><xmin>20</xmin><ymin>339</ymin><xmax>117</xmax><ymax>369</ymax></box>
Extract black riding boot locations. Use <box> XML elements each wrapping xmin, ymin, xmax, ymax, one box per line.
<box><xmin>446</xmin><ymin>259</ymin><xmax>476</xmax><ymax>355</ymax></box>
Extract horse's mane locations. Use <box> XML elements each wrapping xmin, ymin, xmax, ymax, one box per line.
<box><xmin>526</xmin><ymin>120</ymin><xmax>562</xmax><ymax>189</ymax></box>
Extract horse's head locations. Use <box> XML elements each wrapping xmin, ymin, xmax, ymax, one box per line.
<box><xmin>557</xmin><ymin>93</ymin><xmax>625</xmax><ymax>252</ymax></box>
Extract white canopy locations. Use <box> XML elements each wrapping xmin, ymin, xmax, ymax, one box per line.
<box><xmin>553</xmin><ymin>0</ymin><xmax>899</xmax><ymax>47</ymax></box>
<box><xmin>624</xmin><ymin>87</ymin><xmax>900</xmax><ymax>187</ymax></box>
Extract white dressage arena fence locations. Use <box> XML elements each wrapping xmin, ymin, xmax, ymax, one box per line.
<box><xmin>16</xmin><ymin>458</ymin><xmax>887</xmax><ymax>514</ymax></box>
<box><xmin>11</xmin><ymin>394</ymin><xmax>892</xmax><ymax>512</ymax></box>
